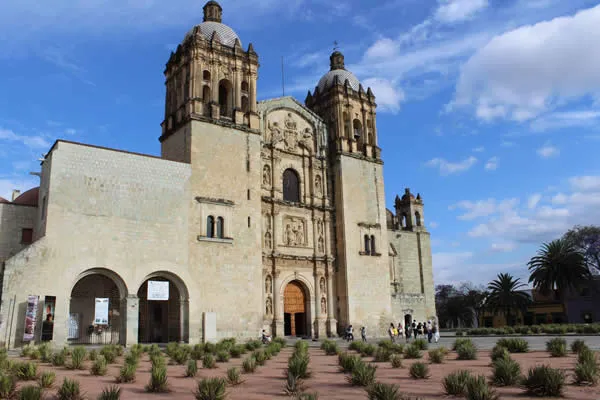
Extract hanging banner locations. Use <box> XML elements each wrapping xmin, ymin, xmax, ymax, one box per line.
<box><xmin>147</xmin><ymin>280</ymin><xmax>169</xmax><ymax>301</ymax></box>
<box><xmin>41</xmin><ymin>296</ymin><xmax>56</xmax><ymax>341</ymax></box>
<box><xmin>23</xmin><ymin>295</ymin><xmax>39</xmax><ymax>342</ymax></box>
<box><xmin>94</xmin><ymin>298</ymin><xmax>109</xmax><ymax>325</ymax></box>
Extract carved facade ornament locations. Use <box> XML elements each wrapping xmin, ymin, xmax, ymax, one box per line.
<box><xmin>266</xmin><ymin>113</ymin><xmax>313</xmax><ymax>152</ymax></box>
<box><xmin>265</xmin><ymin>275</ymin><xmax>272</xmax><ymax>293</ymax></box>
<box><xmin>316</xmin><ymin>219</ymin><xmax>324</xmax><ymax>236</ymax></box>
<box><xmin>318</xmin><ymin>236</ymin><xmax>324</xmax><ymax>253</ymax></box>
<box><xmin>320</xmin><ymin>297</ymin><xmax>327</xmax><ymax>314</ymax></box>
<box><xmin>266</xmin><ymin>297</ymin><xmax>273</xmax><ymax>315</ymax></box>
<box><xmin>315</xmin><ymin>175</ymin><xmax>322</xmax><ymax>195</ymax></box>
<box><xmin>263</xmin><ymin>213</ymin><xmax>273</xmax><ymax>248</ymax></box>
<box><xmin>267</xmin><ymin>121</ymin><xmax>283</xmax><ymax>145</ymax></box>
<box><xmin>283</xmin><ymin>216</ymin><xmax>306</xmax><ymax>246</ymax></box>
<box><xmin>262</xmin><ymin>165</ymin><xmax>271</xmax><ymax>186</ymax></box>
<box><xmin>319</xmin><ymin>277</ymin><xmax>325</xmax><ymax>293</ymax></box>
<box><xmin>264</xmin><ymin>232</ymin><xmax>272</xmax><ymax>248</ymax></box>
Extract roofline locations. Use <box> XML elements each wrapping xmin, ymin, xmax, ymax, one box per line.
<box><xmin>43</xmin><ymin>139</ymin><xmax>189</xmax><ymax>164</ymax></box>
<box><xmin>258</xmin><ymin>96</ymin><xmax>324</xmax><ymax>123</ymax></box>
<box><xmin>0</xmin><ymin>202</ymin><xmax>37</xmax><ymax>208</ymax></box>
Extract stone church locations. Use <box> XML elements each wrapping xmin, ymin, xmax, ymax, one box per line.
<box><xmin>0</xmin><ymin>1</ymin><xmax>435</xmax><ymax>347</ymax></box>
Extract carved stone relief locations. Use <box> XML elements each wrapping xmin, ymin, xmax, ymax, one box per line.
<box><xmin>263</xmin><ymin>213</ymin><xmax>273</xmax><ymax>249</ymax></box>
<box><xmin>265</xmin><ymin>275</ymin><xmax>272</xmax><ymax>294</ymax></box>
<box><xmin>266</xmin><ymin>111</ymin><xmax>313</xmax><ymax>153</ymax></box>
<box><xmin>315</xmin><ymin>175</ymin><xmax>322</xmax><ymax>196</ymax></box>
<box><xmin>262</xmin><ymin>165</ymin><xmax>271</xmax><ymax>186</ymax></box>
<box><xmin>316</xmin><ymin>219</ymin><xmax>324</xmax><ymax>253</ymax></box>
<box><xmin>266</xmin><ymin>297</ymin><xmax>273</xmax><ymax>315</ymax></box>
<box><xmin>320</xmin><ymin>297</ymin><xmax>327</xmax><ymax>314</ymax></box>
<box><xmin>283</xmin><ymin>216</ymin><xmax>306</xmax><ymax>246</ymax></box>
<box><xmin>319</xmin><ymin>277</ymin><xmax>325</xmax><ymax>293</ymax></box>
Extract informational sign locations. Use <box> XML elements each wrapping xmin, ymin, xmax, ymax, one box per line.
<box><xmin>23</xmin><ymin>295</ymin><xmax>39</xmax><ymax>342</ymax></box>
<box><xmin>94</xmin><ymin>298</ymin><xmax>109</xmax><ymax>325</ymax></box>
<box><xmin>147</xmin><ymin>280</ymin><xmax>169</xmax><ymax>301</ymax></box>
<box><xmin>41</xmin><ymin>295</ymin><xmax>56</xmax><ymax>341</ymax></box>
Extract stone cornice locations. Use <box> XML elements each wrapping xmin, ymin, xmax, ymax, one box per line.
<box><xmin>261</xmin><ymin>196</ymin><xmax>334</xmax><ymax>212</ymax></box>
<box><xmin>358</xmin><ymin>222</ymin><xmax>381</xmax><ymax>229</ymax></box>
<box><xmin>333</xmin><ymin>150</ymin><xmax>383</xmax><ymax>165</ymax></box>
<box><xmin>195</xmin><ymin>196</ymin><xmax>235</xmax><ymax>207</ymax></box>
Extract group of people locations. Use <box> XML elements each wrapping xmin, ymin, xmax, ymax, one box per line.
<box><xmin>388</xmin><ymin>320</ymin><xmax>439</xmax><ymax>343</ymax></box>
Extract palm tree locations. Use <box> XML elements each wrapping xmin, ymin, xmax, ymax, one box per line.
<box><xmin>486</xmin><ymin>273</ymin><xmax>530</xmax><ymax>326</ymax></box>
<box><xmin>528</xmin><ymin>238</ymin><xmax>592</xmax><ymax>299</ymax></box>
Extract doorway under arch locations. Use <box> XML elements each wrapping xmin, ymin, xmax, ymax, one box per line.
<box><xmin>284</xmin><ymin>281</ymin><xmax>309</xmax><ymax>337</ymax></box>
<box><xmin>69</xmin><ymin>270</ymin><xmax>126</xmax><ymax>345</ymax></box>
<box><xmin>137</xmin><ymin>274</ymin><xmax>188</xmax><ymax>343</ymax></box>
<box><xmin>404</xmin><ymin>314</ymin><xmax>412</xmax><ymax>330</ymax></box>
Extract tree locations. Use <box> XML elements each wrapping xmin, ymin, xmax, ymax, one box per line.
<box><xmin>435</xmin><ymin>284</ymin><xmax>484</xmax><ymax>328</ymax></box>
<box><xmin>527</xmin><ymin>238</ymin><xmax>592</xmax><ymax>299</ymax></box>
<box><xmin>486</xmin><ymin>273</ymin><xmax>530</xmax><ymax>326</ymax></box>
<box><xmin>563</xmin><ymin>225</ymin><xmax>600</xmax><ymax>274</ymax></box>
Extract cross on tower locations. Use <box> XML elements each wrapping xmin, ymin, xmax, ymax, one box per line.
<box><xmin>333</xmin><ymin>41</ymin><xmax>339</xmax><ymax>52</ymax></box>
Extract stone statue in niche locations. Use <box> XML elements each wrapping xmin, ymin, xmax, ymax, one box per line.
<box><xmin>319</xmin><ymin>277</ymin><xmax>325</xmax><ymax>293</ymax></box>
<box><xmin>283</xmin><ymin>217</ymin><xmax>306</xmax><ymax>246</ymax></box>
<box><xmin>265</xmin><ymin>275</ymin><xmax>272</xmax><ymax>294</ymax></box>
<box><xmin>266</xmin><ymin>297</ymin><xmax>273</xmax><ymax>315</ymax></box>
<box><xmin>267</xmin><ymin>120</ymin><xmax>283</xmax><ymax>145</ymax></box>
<box><xmin>262</xmin><ymin>165</ymin><xmax>271</xmax><ymax>186</ymax></box>
<box><xmin>264</xmin><ymin>232</ymin><xmax>272</xmax><ymax>249</ymax></box>
<box><xmin>284</xmin><ymin>112</ymin><xmax>297</xmax><ymax>130</ymax></box>
<box><xmin>317</xmin><ymin>219</ymin><xmax>323</xmax><ymax>236</ymax></box>
<box><xmin>315</xmin><ymin>175</ymin><xmax>322</xmax><ymax>195</ymax></box>
<box><xmin>321</xmin><ymin>297</ymin><xmax>327</xmax><ymax>314</ymax></box>
<box><xmin>318</xmin><ymin>236</ymin><xmax>324</xmax><ymax>253</ymax></box>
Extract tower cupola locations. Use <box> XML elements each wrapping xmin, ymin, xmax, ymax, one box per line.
<box><xmin>330</xmin><ymin>51</ymin><xmax>345</xmax><ymax>70</ymax></box>
<box><xmin>203</xmin><ymin>1</ymin><xmax>223</xmax><ymax>23</ymax></box>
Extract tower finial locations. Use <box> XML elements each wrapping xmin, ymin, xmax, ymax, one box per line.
<box><xmin>203</xmin><ymin>1</ymin><xmax>223</xmax><ymax>23</ymax></box>
<box><xmin>329</xmin><ymin>48</ymin><xmax>345</xmax><ymax>71</ymax></box>
<box><xmin>333</xmin><ymin>40</ymin><xmax>339</xmax><ymax>52</ymax></box>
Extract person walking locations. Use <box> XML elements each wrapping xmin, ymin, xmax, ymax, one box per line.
<box><xmin>412</xmin><ymin>321</ymin><xmax>417</xmax><ymax>339</ymax></box>
<box><xmin>433</xmin><ymin>319</ymin><xmax>440</xmax><ymax>343</ymax></box>
<box><xmin>388</xmin><ymin>323</ymin><xmax>396</xmax><ymax>343</ymax></box>
<box><xmin>426</xmin><ymin>320</ymin><xmax>433</xmax><ymax>343</ymax></box>
<box><xmin>397</xmin><ymin>322</ymin><xmax>404</xmax><ymax>340</ymax></box>
<box><xmin>345</xmin><ymin>325</ymin><xmax>354</xmax><ymax>342</ymax></box>
<box><xmin>361</xmin><ymin>326</ymin><xmax>367</xmax><ymax>342</ymax></box>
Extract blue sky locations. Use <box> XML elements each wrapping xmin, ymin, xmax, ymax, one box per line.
<box><xmin>2</xmin><ymin>0</ymin><xmax>600</xmax><ymax>286</ymax></box>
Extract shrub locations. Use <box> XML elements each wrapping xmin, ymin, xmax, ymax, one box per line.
<box><xmin>571</xmin><ymin>339</ymin><xmax>588</xmax><ymax>354</ymax></box>
<box><xmin>185</xmin><ymin>359</ymin><xmax>198</xmax><ymax>377</ymax></box>
<box><xmin>38</xmin><ymin>370</ymin><xmax>55</xmax><ymax>388</ymax></box>
<box><xmin>57</xmin><ymin>378</ymin><xmax>84</xmax><ymax>400</ymax></box>
<box><xmin>284</xmin><ymin>370</ymin><xmax>304</xmax><ymax>396</ymax></box>
<box><xmin>194</xmin><ymin>377</ymin><xmax>227</xmax><ymax>400</ymax></box>
<box><xmin>443</xmin><ymin>370</ymin><xmax>473</xmax><ymax>396</ymax></box>
<box><xmin>296</xmin><ymin>394</ymin><xmax>318</xmax><ymax>400</ymax></box>
<box><xmin>378</xmin><ymin>339</ymin><xmax>394</xmax><ymax>350</ymax></box>
<box><xmin>574</xmin><ymin>359</ymin><xmax>599</xmax><ymax>385</ymax></box>
<box><xmin>171</xmin><ymin>346</ymin><xmax>190</xmax><ymax>365</ymax></box>
<box><xmin>90</xmin><ymin>355</ymin><xmax>108</xmax><ymax>376</ymax></box>
<box><xmin>253</xmin><ymin>350</ymin><xmax>267</xmax><ymax>366</ymax></box>
<box><xmin>52</xmin><ymin>351</ymin><xmax>67</xmax><ymax>367</ymax></box>
<box><xmin>456</xmin><ymin>341</ymin><xmax>478</xmax><ymax>360</ymax></box>
<box><xmin>428</xmin><ymin>348</ymin><xmax>445</xmax><ymax>364</ymax></box>
<box><xmin>347</xmin><ymin>362</ymin><xmax>376</xmax><ymax>386</ymax></box>
<box><xmin>0</xmin><ymin>373</ymin><xmax>16</xmax><ymax>399</ymax></box>
<box><xmin>244</xmin><ymin>340</ymin><xmax>261</xmax><ymax>351</ymax></box>
<box><xmin>242</xmin><ymin>357</ymin><xmax>257</xmax><ymax>373</ymax></box>
<box><xmin>348</xmin><ymin>341</ymin><xmax>365</xmax><ymax>353</ymax></box>
<box><xmin>273</xmin><ymin>337</ymin><xmax>286</xmax><ymax>347</ymax></box>
<box><xmin>322</xmin><ymin>341</ymin><xmax>339</xmax><ymax>356</ymax></box>
<box><xmin>150</xmin><ymin>354</ymin><xmax>165</xmax><ymax>368</ymax></box>
<box><xmin>522</xmin><ymin>365</ymin><xmax>565</xmax><ymax>397</ymax></box>
<box><xmin>409</xmin><ymin>362</ymin><xmax>430</xmax><ymax>379</ymax></box>
<box><xmin>390</xmin><ymin>354</ymin><xmax>403</xmax><ymax>369</ymax></box>
<box><xmin>496</xmin><ymin>338</ymin><xmax>529</xmax><ymax>353</ymax></box>
<box><xmin>465</xmin><ymin>375</ymin><xmax>499</xmax><ymax>400</ymax></box>
<box><xmin>216</xmin><ymin>350</ymin><xmax>230</xmax><ymax>363</ymax></box>
<box><xmin>287</xmin><ymin>354</ymin><xmax>310</xmax><ymax>379</ymax></box>
<box><xmin>390</xmin><ymin>343</ymin><xmax>404</xmax><ymax>354</ymax></box>
<box><xmin>373</xmin><ymin>347</ymin><xmax>391</xmax><ymax>363</ymax></box>
<box><xmin>20</xmin><ymin>345</ymin><xmax>32</xmax><ymax>358</ymax></box>
<box><xmin>18</xmin><ymin>385</ymin><xmax>43</xmax><ymax>400</ymax></box>
<box><xmin>365</xmin><ymin>382</ymin><xmax>403</xmax><ymax>400</ymax></box>
<box><xmin>491</xmin><ymin>356</ymin><xmax>521</xmax><ymax>386</ymax></box>
<box><xmin>100</xmin><ymin>347</ymin><xmax>116</xmax><ymax>364</ymax></box>
<box><xmin>229</xmin><ymin>345</ymin><xmax>244</xmax><ymax>358</ymax></box>
<box><xmin>88</xmin><ymin>349</ymin><xmax>97</xmax><ymax>362</ymax></box>
<box><xmin>145</xmin><ymin>364</ymin><xmax>169</xmax><ymax>393</ymax></box>
<box><xmin>339</xmin><ymin>352</ymin><xmax>362</xmax><ymax>373</ymax></box>
<box><xmin>361</xmin><ymin>344</ymin><xmax>376</xmax><ymax>357</ymax></box>
<box><xmin>413</xmin><ymin>338</ymin><xmax>428</xmax><ymax>350</ymax></box>
<box><xmin>490</xmin><ymin>345</ymin><xmax>510</xmax><ymax>362</ymax></box>
<box><xmin>546</xmin><ymin>338</ymin><xmax>567</xmax><ymax>357</ymax></box>
<box><xmin>98</xmin><ymin>385</ymin><xmax>121</xmax><ymax>400</ymax></box>
<box><xmin>116</xmin><ymin>363</ymin><xmax>136</xmax><ymax>383</ymax></box>
<box><xmin>14</xmin><ymin>362</ymin><xmax>37</xmax><ymax>381</ymax></box>
<box><xmin>123</xmin><ymin>352</ymin><xmax>139</xmax><ymax>368</ymax></box>
<box><xmin>452</xmin><ymin>338</ymin><xmax>473</xmax><ymax>351</ymax></box>
<box><xmin>226</xmin><ymin>367</ymin><xmax>243</xmax><ymax>386</ymax></box>
<box><xmin>403</xmin><ymin>345</ymin><xmax>422</xmax><ymax>359</ymax></box>
<box><xmin>577</xmin><ymin>347</ymin><xmax>598</xmax><ymax>365</ymax></box>
<box><xmin>28</xmin><ymin>348</ymin><xmax>41</xmax><ymax>361</ymax></box>
<box><xmin>191</xmin><ymin>344</ymin><xmax>204</xmax><ymax>360</ymax></box>
<box><xmin>202</xmin><ymin>353</ymin><xmax>216</xmax><ymax>369</ymax></box>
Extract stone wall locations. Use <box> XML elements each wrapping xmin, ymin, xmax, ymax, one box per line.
<box><xmin>0</xmin><ymin>204</ymin><xmax>37</xmax><ymax>265</ymax></box>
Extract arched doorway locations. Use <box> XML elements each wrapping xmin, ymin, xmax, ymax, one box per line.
<box><xmin>69</xmin><ymin>270</ymin><xmax>126</xmax><ymax>345</ymax></box>
<box><xmin>284</xmin><ymin>281</ymin><xmax>308</xmax><ymax>337</ymax></box>
<box><xmin>404</xmin><ymin>314</ymin><xmax>412</xmax><ymax>330</ymax></box>
<box><xmin>137</xmin><ymin>273</ymin><xmax>189</xmax><ymax>343</ymax></box>
<box><xmin>218</xmin><ymin>79</ymin><xmax>233</xmax><ymax>118</ymax></box>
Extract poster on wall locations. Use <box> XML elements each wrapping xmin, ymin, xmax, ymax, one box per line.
<box><xmin>147</xmin><ymin>280</ymin><xmax>169</xmax><ymax>301</ymax></box>
<box><xmin>23</xmin><ymin>295</ymin><xmax>39</xmax><ymax>342</ymax></box>
<box><xmin>41</xmin><ymin>296</ymin><xmax>56</xmax><ymax>341</ymax></box>
<box><xmin>94</xmin><ymin>298</ymin><xmax>109</xmax><ymax>325</ymax></box>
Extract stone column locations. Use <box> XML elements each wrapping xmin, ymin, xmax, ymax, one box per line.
<box><xmin>326</xmin><ymin>266</ymin><xmax>338</xmax><ymax>337</ymax></box>
<box><xmin>51</xmin><ymin>296</ymin><xmax>70</xmax><ymax>348</ymax></box>
<box><xmin>124</xmin><ymin>295</ymin><xmax>139</xmax><ymax>347</ymax></box>
<box><xmin>272</xmin><ymin>270</ymin><xmax>284</xmax><ymax>337</ymax></box>
<box><xmin>249</xmin><ymin>75</ymin><xmax>257</xmax><ymax>112</ymax></box>
<box><xmin>313</xmin><ymin>271</ymin><xmax>321</xmax><ymax>338</ymax></box>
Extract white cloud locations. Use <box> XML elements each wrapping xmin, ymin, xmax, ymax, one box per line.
<box><xmin>364</xmin><ymin>38</ymin><xmax>399</xmax><ymax>60</ymax></box>
<box><xmin>537</xmin><ymin>144</ymin><xmax>559</xmax><ymax>158</ymax></box>
<box><xmin>484</xmin><ymin>156</ymin><xmax>498</xmax><ymax>170</ymax></box>
<box><xmin>435</xmin><ymin>0</ymin><xmax>489</xmax><ymax>23</ymax></box>
<box><xmin>450</xmin><ymin>198</ymin><xmax>519</xmax><ymax>220</ymax></box>
<box><xmin>530</xmin><ymin>109</ymin><xmax>600</xmax><ymax>131</ymax></box>
<box><xmin>490</xmin><ymin>242</ymin><xmax>516</xmax><ymax>252</ymax></box>
<box><xmin>501</xmin><ymin>140</ymin><xmax>515</xmax><ymax>147</ymax></box>
<box><xmin>453</xmin><ymin>5</ymin><xmax>600</xmax><ymax>121</ymax></box>
<box><xmin>429</xmin><ymin>221</ymin><xmax>439</xmax><ymax>229</ymax></box>
<box><xmin>0</xmin><ymin>128</ymin><xmax>50</xmax><ymax>149</ymax></box>
<box><xmin>472</xmin><ymin>146</ymin><xmax>485</xmax><ymax>152</ymax></box>
<box><xmin>569</xmin><ymin>176</ymin><xmax>600</xmax><ymax>192</ymax></box>
<box><xmin>362</xmin><ymin>77</ymin><xmax>405</xmax><ymax>113</ymax></box>
<box><xmin>432</xmin><ymin>250</ymin><xmax>526</xmax><ymax>285</ymax></box>
<box><xmin>527</xmin><ymin>193</ymin><xmax>542</xmax><ymax>209</ymax></box>
<box><xmin>426</xmin><ymin>156</ymin><xmax>477</xmax><ymax>175</ymax></box>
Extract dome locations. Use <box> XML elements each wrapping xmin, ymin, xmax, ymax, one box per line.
<box><xmin>316</xmin><ymin>50</ymin><xmax>361</xmax><ymax>92</ymax></box>
<box><xmin>317</xmin><ymin>69</ymin><xmax>360</xmax><ymax>92</ymax></box>
<box><xmin>184</xmin><ymin>21</ymin><xmax>241</xmax><ymax>48</ymax></box>
<box><xmin>13</xmin><ymin>187</ymin><xmax>39</xmax><ymax>206</ymax></box>
<box><xmin>0</xmin><ymin>196</ymin><xmax>8</xmax><ymax>204</ymax></box>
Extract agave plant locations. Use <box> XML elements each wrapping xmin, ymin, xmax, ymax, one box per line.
<box><xmin>98</xmin><ymin>385</ymin><xmax>121</xmax><ymax>400</ymax></box>
<box><xmin>194</xmin><ymin>377</ymin><xmax>227</xmax><ymax>400</ymax></box>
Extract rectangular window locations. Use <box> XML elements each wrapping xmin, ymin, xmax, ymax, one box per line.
<box><xmin>21</xmin><ymin>228</ymin><xmax>33</xmax><ymax>244</ymax></box>
<box><xmin>248</xmin><ymin>217</ymin><xmax>251</xmax><ymax>228</ymax></box>
<box><xmin>247</xmin><ymin>189</ymin><xmax>250</xmax><ymax>200</ymax></box>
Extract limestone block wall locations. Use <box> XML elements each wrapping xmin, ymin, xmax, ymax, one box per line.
<box><xmin>0</xmin><ymin>141</ymin><xmax>192</xmax><ymax>347</ymax></box>
<box><xmin>0</xmin><ymin>204</ymin><xmax>37</xmax><ymax>264</ymax></box>
<box><xmin>187</xmin><ymin>120</ymin><xmax>264</xmax><ymax>340</ymax></box>
<box><xmin>334</xmin><ymin>155</ymin><xmax>392</xmax><ymax>336</ymax></box>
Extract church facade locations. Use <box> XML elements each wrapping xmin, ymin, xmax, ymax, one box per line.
<box><xmin>0</xmin><ymin>1</ymin><xmax>435</xmax><ymax>348</ymax></box>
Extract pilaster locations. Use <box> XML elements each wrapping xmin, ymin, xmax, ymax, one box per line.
<box><xmin>125</xmin><ymin>295</ymin><xmax>139</xmax><ymax>347</ymax></box>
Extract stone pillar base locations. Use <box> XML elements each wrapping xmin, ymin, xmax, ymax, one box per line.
<box><xmin>314</xmin><ymin>319</ymin><xmax>327</xmax><ymax>339</ymax></box>
<box><xmin>124</xmin><ymin>295</ymin><xmax>139</xmax><ymax>347</ymax></box>
<box><xmin>326</xmin><ymin>318</ymin><xmax>338</xmax><ymax>338</ymax></box>
<box><xmin>210</xmin><ymin>103</ymin><xmax>220</xmax><ymax>119</ymax></box>
<box><xmin>234</xmin><ymin>110</ymin><xmax>245</xmax><ymax>125</ymax></box>
<box><xmin>273</xmin><ymin>319</ymin><xmax>285</xmax><ymax>337</ymax></box>
<box><xmin>249</xmin><ymin>113</ymin><xmax>260</xmax><ymax>130</ymax></box>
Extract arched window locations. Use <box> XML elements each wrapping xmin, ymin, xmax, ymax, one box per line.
<box><xmin>203</xmin><ymin>70</ymin><xmax>211</xmax><ymax>81</ymax></box>
<box><xmin>183</xmin><ymin>68</ymin><xmax>190</xmax><ymax>102</ymax></box>
<box><xmin>283</xmin><ymin>169</ymin><xmax>300</xmax><ymax>203</ymax></box>
<box><xmin>241</xmin><ymin>96</ymin><xmax>249</xmax><ymax>113</ymax></box>
<box><xmin>401</xmin><ymin>213</ymin><xmax>409</xmax><ymax>228</ymax></box>
<box><xmin>370</xmin><ymin>235</ymin><xmax>376</xmax><ymax>255</ymax></box>
<box><xmin>364</xmin><ymin>235</ymin><xmax>370</xmax><ymax>255</ymax></box>
<box><xmin>343</xmin><ymin>112</ymin><xmax>350</xmax><ymax>137</ymax></box>
<box><xmin>241</xmin><ymin>81</ymin><xmax>249</xmax><ymax>92</ymax></box>
<box><xmin>415</xmin><ymin>212</ymin><xmax>422</xmax><ymax>227</ymax></box>
<box><xmin>216</xmin><ymin>217</ymin><xmax>224</xmax><ymax>238</ymax></box>
<box><xmin>353</xmin><ymin>119</ymin><xmax>362</xmax><ymax>139</ymax></box>
<box><xmin>218</xmin><ymin>79</ymin><xmax>233</xmax><ymax>118</ymax></box>
<box><xmin>202</xmin><ymin>85</ymin><xmax>211</xmax><ymax>115</ymax></box>
<box><xmin>206</xmin><ymin>216</ymin><xmax>215</xmax><ymax>238</ymax></box>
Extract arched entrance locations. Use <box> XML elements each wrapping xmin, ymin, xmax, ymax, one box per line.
<box><xmin>137</xmin><ymin>273</ymin><xmax>189</xmax><ymax>343</ymax></box>
<box><xmin>69</xmin><ymin>270</ymin><xmax>127</xmax><ymax>345</ymax></box>
<box><xmin>404</xmin><ymin>314</ymin><xmax>412</xmax><ymax>329</ymax></box>
<box><xmin>284</xmin><ymin>281</ymin><xmax>308</xmax><ymax>337</ymax></box>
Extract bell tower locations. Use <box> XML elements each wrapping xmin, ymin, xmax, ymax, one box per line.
<box><xmin>306</xmin><ymin>50</ymin><xmax>392</xmax><ymax>336</ymax></box>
